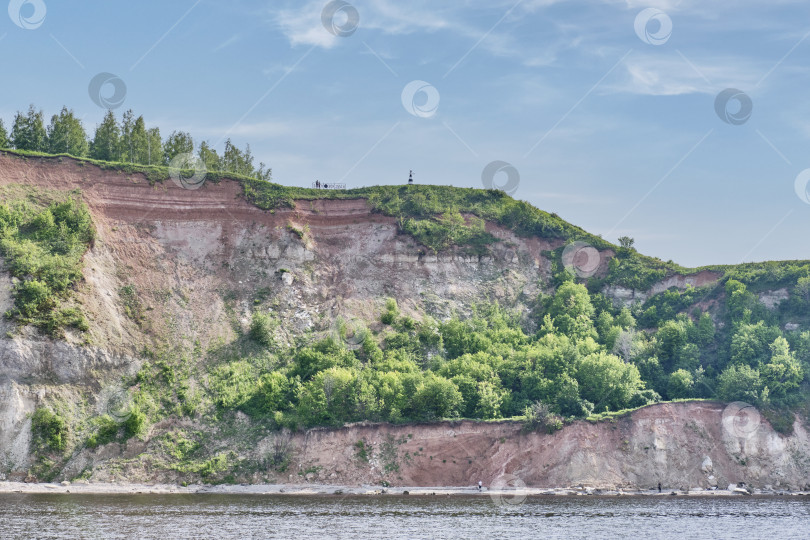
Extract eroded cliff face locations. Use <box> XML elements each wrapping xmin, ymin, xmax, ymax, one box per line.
<box><xmin>268</xmin><ymin>402</ymin><xmax>810</xmax><ymax>490</ymax></box>
<box><xmin>1</xmin><ymin>155</ymin><xmax>806</xmax><ymax>489</ymax></box>
<box><xmin>0</xmin><ymin>154</ymin><xmax>560</xmax><ymax>475</ymax></box>
<box><xmin>77</xmin><ymin>402</ymin><xmax>810</xmax><ymax>490</ymax></box>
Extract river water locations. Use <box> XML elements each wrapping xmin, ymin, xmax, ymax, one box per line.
<box><xmin>1</xmin><ymin>493</ymin><xmax>807</xmax><ymax>539</ymax></box>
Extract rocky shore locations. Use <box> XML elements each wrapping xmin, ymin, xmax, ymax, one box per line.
<box><xmin>1</xmin><ymin>481</ymin><xmax>807</xmax><ymax>498</ymax></box>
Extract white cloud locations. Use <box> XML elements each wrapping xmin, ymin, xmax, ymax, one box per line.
<box><xmin>273</xmin><ymin>1</ymin><xmax>340</xmax><ymax>49</ymax></box>
<box><xmin>611</xmin><ymin>53</ymin><xmax>764</xmax><ymax>96</ymax></box>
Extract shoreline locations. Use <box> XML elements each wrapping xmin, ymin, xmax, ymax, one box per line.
<box><xmin>0</xmin><ymin>481</ymin><xmax>807</xmax><ymax>497</ymax></box>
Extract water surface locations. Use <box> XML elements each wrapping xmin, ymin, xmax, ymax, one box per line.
<box><xmin>1</xmin><ymin>493</ymin><xmax>807</xmax><ymax>539</ymax></box>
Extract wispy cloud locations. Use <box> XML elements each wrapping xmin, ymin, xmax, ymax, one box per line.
<box><xmin>610</xmin><ymin>54</ymin><xmax>764</xmax><ymax>95</ymax></box>
<box><xmin>213</xmin><ymin>33</ymin><xmax>241</xmax><ymax>52</ymax></box>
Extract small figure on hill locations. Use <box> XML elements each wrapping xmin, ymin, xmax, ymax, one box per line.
<box><xmin>658</xmin><ymin>482</ymin><xmax>662</xmax><ymax>493</ymax></box>
<box><xmin>408</xmin><ymin>170</ymin><xmax>413</xmax><ymax>184</ymax></box>
<box><xmin>324</xmin><ymin>183</ymin><xmax>328</xmax><ymax>189</ymax></box>
<box><xmin>478</xmin><ymin>481</ymin><xmax>483</xmax><ymax>492</ymax></box>
<box><xmin>317</xmin><ymin>180</ymin><xmax>321</xmax><ymax>188</ymax></box>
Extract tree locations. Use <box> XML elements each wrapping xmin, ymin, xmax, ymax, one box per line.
<box><xmin>716</xmin><ymin>364</ymin><xmax>764</xmax><ymax>404</ymax></box>
<box><xmin>411</xmin><ymin>374</ymin><xmax>463</xmax><ymax>420</ymax></box>
<box><xmin>47</xmin><ymin>107</ymin><xmax>89</xmax><ymax>156</ymax></box>
<box><xmin>618</xmin><ymin>236</ymin><xmax>635</xmax><ymax>249</ymax></box>
<box><xmin>761</xmin><ymin>337</ymin><xmax>803</xmax><ymax>400</ymax></box>
<box><xmin>667</xmin><ymin>369</ymin><xmax>694</xmax><ymax>399</ymax></box>
<box><xmin>576</xmin><ymin>351</ymin><xmax>643</xmax><ymax>411</ymax></box>
<box><xmin>118</xmin><ymin>109</ymin><xmax>136</xmax><ymax>162</ymax></box>
<box><xmin>218</xmin><ymin>139</ymin><xmax>258</xmax><ymax>176</ymax></box>
<box><xmin>729</xmin><ymin>322</ymin><xmax>781</xmax><ymax>368</ymax></box>
<box><xmin>90</xmin><ymin>111</ymin><xmax>120</xmax><ymax>161</ymax></box>
<box><xmin>146</xmin><ymin>127</ymin><xmax>163</xmax><ymax>166</ymax></box>
<box><xmin>0</xmin><ymin>119</ymin><xmax>8</xmax><ymax>148</ymax></box>
<box><xmin>128</xmin><ymin>115</ymin><xmax>149</xmax><ymax>164</ymax></box>
<box><xmin>163</xmin><ymin>131</ymin><xmax>194</xmax><ymax>165</ymax></box>
<box><xmin>11</xmin><ymin>105</ymin><xmax>47</xmax><ymax>151</ymax></box>
<box><xmin>198</xmin><ymin>140</ymin><xmax>221</xmax><ymax>171</ymax></box>
<box><xmin>548</xmin><ymin>281</ymin><xmax>597</xmax><ymax>340</ymax></box>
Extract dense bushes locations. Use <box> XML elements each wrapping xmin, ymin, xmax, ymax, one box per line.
<box><xmin>31</xmin><ymin>407</ymin><xmax>68</xmax><ymax>453</ymax></box>
<box><xmin>0</xmin><ymin>195</ymin><xmax>94</xmax><ymax>334</ymax></box>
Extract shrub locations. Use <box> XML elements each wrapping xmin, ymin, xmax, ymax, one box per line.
<box><xmin>523</xmin><ymin>401</ymin><xmax>564</xmax><ymax>434</ymax></box>
<box><xmin>31</xmin><ymin>407</ymin><xmax>68</xmax><ymax>453</ymax></box>
<box><xmin>249</xmin><ymin>311</ymin><xmax>275</xmax><ymax>347</ymax></box>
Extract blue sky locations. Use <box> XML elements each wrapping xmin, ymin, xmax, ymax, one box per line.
<box><xmin>3</xmin><ymin>0</ymin><xmax>810</xmax><ymax>266</ymax></box>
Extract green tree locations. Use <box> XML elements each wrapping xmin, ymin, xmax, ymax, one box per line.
<box><xmin>11</xmin><ymin>105</ymin><xmax>47</xmax><ymax>151</ymax></box>
<box><xmin>221</xmin><ymin>139</ymin><xmax>255</xmax><ymax>176</ymax></box>
<box><xmin>411</xmin><ymin>374</ymin><xmax>463</xmax><ymax>420</ymax></box>
<box><xmin>667</xmin><ymin>369</ymin><xmax>694</xmax><ymax>399</ymax></box>
<box><xmin>163</xmin><ymin>131</ymin><xmax>194</xmax><ymax>164</ymax></box>
<box><xmin>716</xmin><ymin>364</ymin><xmax>764</xmax><ymax>404</ymax></box>
<box><xmin>0</xmin><ymin>118</ymin><xmax>8</xmax><ymax>148</ymax></box>
<box><xmin>618</xmin><ymin>236</ymin><xmax>635</xmax><ymax>249</ymax></box>
<box><xmin>118</xmin><ymin>110</ymin><xmax>136</xmax><ymax>162</ymax></box>
<box><xmin>90</xmin><ymin>111</ymin><xmax>120</xmax><ymax>161</ymax></box>
<box><xmin>146</xmin><ymin>127</ymin><xmax>163</xmax><ymax>166</ymax></box>
<box><xmin>129</xmin><ymin>115</ymin><xmax>149</xmax><ymax>164</ymax></box>
<box><xmin>729</xmin><ymin>322</ymin><xmax>781</xmax><ymax>368</ymax></box>
<box><xmin>548</xmin><ymin>281</ymin><xmax>597</xmax><ymax>340</ymax></box>
<box><xmin>198</xmin><ymin>140</ymin><xmax>220</xmax><ymax>171</ymax></box>
<box><xmin>695</xmin><ymin>312</ymin><xmax>715</xmax><ymax>345</ymax></box>
<box><xmin>761</xmin><ymin>337</ymin><xmax>803</xmax><ymax>400</ymax></box>
<box><xmin>576</xmin><ymin>351</ymin><xmax>643</xmax><ymax>411</ymax></box>
<box><xmin>47</xmin><ymin>107</ymin><xmax>89</xmax><ymax>156</ymax></box>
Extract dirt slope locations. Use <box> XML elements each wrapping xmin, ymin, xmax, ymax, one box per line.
<box><xmin>274</xmin><ymin>402</ymin><xmax>810</xmax><ymax>490</ymax></box>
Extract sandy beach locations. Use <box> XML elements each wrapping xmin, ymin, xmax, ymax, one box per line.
<box><xmin>0</xmin><ymin>481</ymin><xmax>806</xmax><ymax>497</ymax></box>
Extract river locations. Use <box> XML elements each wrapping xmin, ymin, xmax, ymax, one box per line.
<box><xmin>1</xmin><ymin>493</ymin><xmax>807</xmax><ymax>539</ymax></box>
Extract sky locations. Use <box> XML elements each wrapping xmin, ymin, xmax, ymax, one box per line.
<box><xmin>3</xmin><ymin>0</ymin><xmax>810</xmax><ymax>267</ymax></box>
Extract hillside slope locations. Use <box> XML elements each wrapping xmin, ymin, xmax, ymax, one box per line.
<box><xmin>1</xmin><ymin>152</ymin><xmax>809</xmax><ymax>487</ymax></box>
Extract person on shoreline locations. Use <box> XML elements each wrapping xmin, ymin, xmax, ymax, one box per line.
<box><xmin>658</xmin><ymin>482</ymin><xmax>662</xmax><ymax>493</ymax></box>
<box><xmin>478</xmin><ymin>481</ymin><xmax>483</xmax><ymax>492</ymax></box>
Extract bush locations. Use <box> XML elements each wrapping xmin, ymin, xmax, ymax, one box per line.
<box><xmin>249</xmin><ymin>312</ymin><xmax>275</xmax><ymax>347</ymax></box>
<box><xmin>523</xmin><ymin>401</ymin><xmax>564</xmax><ymax>434</ymax></box>
<box><xmin>31</xmin><ymin>407</ymin><xmax>68</xmax><ymax>453</ymax></box>
<box><xmin>86</xmin><ymin>415</ymin><xmax>119</xmax><ymax>448</ymax></box>
<box><xmin>123</xmin><ymin>408</ymin><xmax>147</xmax><ymax>439</ymax></box>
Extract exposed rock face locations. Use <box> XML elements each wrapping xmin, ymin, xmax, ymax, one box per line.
<box><xmin>1</xmin><ymin>155</ymin><xmax>807</xmax><ymax>489</ymax></box>
<box><xmin>603</xmin><ymin>271</ymin><xmax>722</xmax><ymax>308</ymax></box>
<box><xmin>759</xmin><ymin>288</ymin><xmax>790</xmax><ymax>310</ymax></box>
<box><xmin>271</xmin><ymin>402</ymin><xmax>810</xmax><ymax>490</ymax></box>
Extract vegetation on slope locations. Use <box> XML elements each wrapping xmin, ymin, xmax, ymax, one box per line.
<box><xmin>0</xmin><ymin>187</ymin><xmax>94</xmax><ymax>335</ymax></box>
